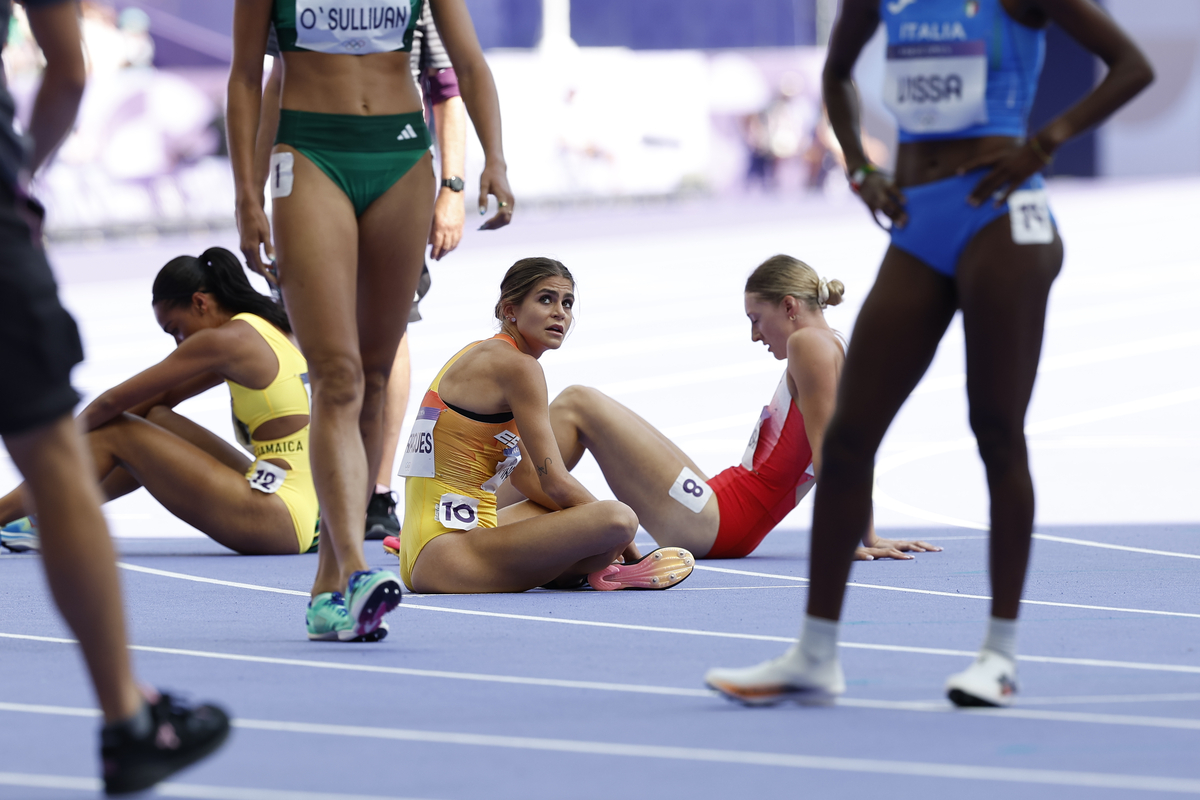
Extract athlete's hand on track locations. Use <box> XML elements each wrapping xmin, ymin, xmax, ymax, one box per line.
<box><xmin>477</xmin><ymin>163</ymin><xmax>514</xmax><ymax>231</ymax></box>
<box><xmin>236</xmin><ymin>201</ymin><xmax>277</xmax><ymax>286</ymax></box>
<box><xmin>960</xmin><ymin>141</ymin><xmax>1050</xmax><ymax>207</ymax></box>
<box><xmin>429</xmin><ymin>186</ymin><xmax>465</xmax><ymax>261</ymax></box>
<box><xmin>856</xmin><ymin>171</ymin><xmax>908</xmax><ymax>230</ymax></box>
<box><xmin>854</xmin><ymin>538</ymin><xmax>942</xmax><ymax>561</ymax></box>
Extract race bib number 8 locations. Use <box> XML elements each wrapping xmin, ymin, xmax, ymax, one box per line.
<box><xmin>248</xmin><ymin>460</ymin><xmax>287</xmax><ymax>494</ymax></box>
<box><xmin>438</xmin><ymin>493</ymin><xmax>480</xmax><ymax>531</ymax></box>
<box><xmin>1008</xmin><ymin>188</ymin><xmax>1055</xmax><ymax>245</ymax></box>
<box><xmin>295</xmin><ymin>0</ymin><xmax>411</xmax><ymax>55</ymax></box>
<box><xmin>668</xmin><ymin>466</ymin><xmax>713</xmax><ymax>514</ymax></box>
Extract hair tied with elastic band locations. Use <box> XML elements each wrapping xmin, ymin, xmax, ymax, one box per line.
<box><xmin>817</xmin><ymin>278</ymin><xmax>830</xmax><ymax>307</ymax></box>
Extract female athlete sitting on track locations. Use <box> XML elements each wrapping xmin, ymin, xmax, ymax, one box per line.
<box><xmin>530</xmin><ymin>254</ymin><xmax>940</xmax><ymax>561</ymax></box>
<box><xmin>389</xmin><ymin>257</ymin><xmax>694</xmax><ymax>593</ymax></box>
<box><xmin>0</xmin><ymin>247</ymin><xmax>319</xmax><ymax>558</ymax></box>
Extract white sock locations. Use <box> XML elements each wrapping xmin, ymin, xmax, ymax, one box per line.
<box><xmin>982</xmin><ymin>616</ymin><xmax>1018</xmax><ymax>661</ymax></box>
<box><xmin>797</xmin><ymin>614</ymin><xmax>840</xmax><ymax>664</ymax></box>
<box><xmin>374</xmin><ymin>483</ymin><xmax>392</xmax><ymax>496</ymax></box>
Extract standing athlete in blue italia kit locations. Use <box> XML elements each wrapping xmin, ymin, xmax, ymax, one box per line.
<box><xmin>707</xmin><ymin>0</ymin><xmax>1152</xmax><ymax>707</ymax></box>
<box><xmin>228</xmin><ymin>0</ymin><xmax>513</xmax><ymax>642</ymax></box>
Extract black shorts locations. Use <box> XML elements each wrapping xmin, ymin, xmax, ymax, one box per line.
<box><xmin>0</xmin><ymin>182</ymin><xmax>83</xmax><ymax>436</ymax></box>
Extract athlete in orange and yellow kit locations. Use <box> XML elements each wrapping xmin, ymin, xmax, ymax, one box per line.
<box><xmin>391</xmin><ymin>257</ymin><xmax>695</xmax><ymax>593</ymax></box>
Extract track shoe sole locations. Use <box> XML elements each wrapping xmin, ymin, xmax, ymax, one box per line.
<box><xmin>587</xmin><ymin>547</ymin><xmax>694</xmax><ymax>590</ymax></box>
<box><xmin>346</xmin><ymin>569</ymin><xmax>402</xmax><ymax>638</ymax></box>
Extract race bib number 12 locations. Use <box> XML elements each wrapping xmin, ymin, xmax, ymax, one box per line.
<box><xmin>438</xmin><ymin>493</ymin><xmax>480</xmax><ymax>531</ymax></box>
<box><xmin>248</xmin><ymin>460</ymin><xmax>287</xmax><ymax>494</ymax></box>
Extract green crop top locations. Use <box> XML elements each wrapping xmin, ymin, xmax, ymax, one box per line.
<box><xmin>272</xmin><ymin>0</ymin><xmax>423</xmax><ymax>54</ymax></box>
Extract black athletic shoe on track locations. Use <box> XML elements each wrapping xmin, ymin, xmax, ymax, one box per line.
<box><xmin>365</xmin><ymin>490</ymin><xmax>400</xmax><ymax>540</ymax></box>
<box><xmin>101</xmin><ymin>691</ymin><xmax>230</xmax><ymax>795</ymax></box>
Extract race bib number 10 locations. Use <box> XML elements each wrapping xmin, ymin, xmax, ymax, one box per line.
<box><xmin>295</xmin><ymin>0</ymin><xmax>411</xmax><ymax>55</ymax></box>
<box><xmin>668</xmin><ymin>466</ymin><xmax>713</xmax><ymax>514</ymax></box>
<box><xmin>438</xmin><ymin>493</ymin><xmax>480</xmax><ymax>531</ymax></box>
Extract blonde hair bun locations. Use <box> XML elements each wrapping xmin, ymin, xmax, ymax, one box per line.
<box><xmin>745</xmin><ymin>254</ymin><xmax>844</xmax><ymax>310</ymax></box>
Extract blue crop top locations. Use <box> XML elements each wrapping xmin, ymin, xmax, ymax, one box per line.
<box><xmin>272</xmin><ymin>0</ymin><xmax>422</xmax><ymax>54</ymax></box>
<box><xmin>882</xmin><ymin>0</ymin><xmax>1045</xmax><ymax>142</ymax></box>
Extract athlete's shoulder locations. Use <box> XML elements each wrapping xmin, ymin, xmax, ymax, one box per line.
<box><xmin>786</xmin><ymin>327</ymin><xmax>843</xmax><ymax>365</ymax></box>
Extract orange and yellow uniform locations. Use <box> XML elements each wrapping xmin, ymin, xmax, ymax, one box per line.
<box><xmin>397</xmin><ymin>335</ymin><xmax>522</xmax><ymax>589</ymax></box>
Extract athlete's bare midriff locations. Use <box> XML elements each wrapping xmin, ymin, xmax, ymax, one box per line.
<box><xmin>279</xmin><ymin>50</ymin><xmax>422</xmax><ymax>116</ymax></box>
<box><xmin>894</xmin><ymin>136</ymin><xmax>1022</xmax><ymax>188</ymax></box>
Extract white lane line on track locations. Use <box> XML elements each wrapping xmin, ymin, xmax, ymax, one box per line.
<box><xmin>0</xmin><ymin>634</ymin><xmax>711</xmax><ymax>698</ymax></box>
<box><xmin>0</xmin><ymin>771</ymin><xmax>438</xmax><ymax>800</ymax></box>
<box><xmin>694</xmin><ymin>564</ymin><xmax>1200</xmax><ymax>619</ymax></box>
<box><xmin>121</xmin><ymin>560</ymin><xmax>1200</xmax><ymax>618</ymax></box>
<box><xmin>1016</xmin><ymin>693</ymin><xmax>1200</xmax><ymax>707</ymax></box>
<box><xmin>2</xmin><ymin>706</ymin><xmax>1199</xmax><ymax>792</ymax></box>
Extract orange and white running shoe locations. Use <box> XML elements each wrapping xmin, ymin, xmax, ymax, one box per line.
<box><xmin>587</xmin><ymin>547</ymin><xmax>694</xmax><ymax>590</ymax></box>
<box><xmin>705</xmin><ymin>645</ymin><xmax>845</xmax><ymax>707</ymax></box>
<box><xmin>381</xmin><ymin>535</ymin><xmax>401</xmax><ymax>556</ymax></box>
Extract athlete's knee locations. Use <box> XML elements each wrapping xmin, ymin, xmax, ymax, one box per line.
<box><xmin>551</xmin><ymin>385</ymin><xmax>599</xmax><ymax>423</ymax></box>
<box><xmin>308</xmin><ymin>353</ymin><xmax>364</xmax><ymax>408</ymax></box>
<box><xmin>598</xmin><ymin>500</ymin><xmax>639</xmax><ymax>544</ymax></box>
<box><xmin>144</xmin><ymin>405</ymin><xmax>173</xmax><ymax>424</ymax></box>
<box><xmin>969</xmin><ymin>412</ymin><xmax>1027</xmax><ymax>474</ymax></box>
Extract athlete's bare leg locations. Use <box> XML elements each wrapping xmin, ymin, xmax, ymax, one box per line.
<box><xmin>548</xmin><ymin>385</ymin><xmax>721</xmax><ymax>555</ymax></box>
<box><xmin>0</xmin><ymin>405</ymin><xmax>254</xmax><ymax>523</ymax></box>
<box><xmin>410</xmin><ymin>499</ymin><xmax>638</xmax><ymax>593</ymax></box>
<box><xmin>273</xmin><ymin>147</ymin><xmax>433</xmax><ymax>596</ymax></box>
<box><xmin>806</xmin><ymin>248</ymin><xmax>958</xmax><ymax>621</ymax></box>
<box><xmin>376</xmin><ymin>333</ymin><xmax>411</xmax><ymax>488</ymax></box>
<box><xmin>3</xmin><ymin>415</ymin><xmax>143</xmax><ymax>723</ymax></box>
<box><xmin>957</xmin><ymin>218</ymin><xmax>1063</xmax><ymax>620</ymax></box>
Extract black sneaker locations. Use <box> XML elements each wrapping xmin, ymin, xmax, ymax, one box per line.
<box><xmin>365</xmin><ymin>490</ymin><xmax>400</xmax><ymax>541</ymax></box>
<box><xmin>102</xmin><ymin>691</ymin><xmax>230</xmax><ymax>795</ymax></box>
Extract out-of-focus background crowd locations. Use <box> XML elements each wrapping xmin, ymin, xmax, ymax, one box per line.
<box><xmin>5</xmin><ymin>0</ymin><xmax>1198</xmax><ymax>238</ymax></box>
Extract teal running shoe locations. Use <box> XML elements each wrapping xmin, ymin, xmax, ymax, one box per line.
<box><xmin>0</xmin><ymin>517</ymin><xmax>39</xmax><ymax>553</ymax></box>
<box><xmin>306</xmin><ymin>591</ymin><xmax>388</xmax><ymax>642</ymax></box>
<box><xmin>345</xmin><ymin>569</ymin><xmax>402</xmax><ymax>639</ymax></box>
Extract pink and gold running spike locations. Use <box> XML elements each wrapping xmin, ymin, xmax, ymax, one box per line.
<box><xmin>382</xmin><ymin>535</ymin><xmax>401</xmax><ymax>556</ymax></box>
<box><xmin>588</xmin><ymin>547</ymin><xmax>695</xmax><ymax>590</ymax></box>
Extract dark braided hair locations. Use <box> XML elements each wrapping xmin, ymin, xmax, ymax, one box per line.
<box><xmin>152</xmin><ymin>247</ymin><xmax>291</xmax><ymax>333</ymax></box>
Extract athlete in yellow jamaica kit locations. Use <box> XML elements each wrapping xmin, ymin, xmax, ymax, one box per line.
<box><xmin>388</xmin><ymin>257</ymin><xmax>694</xmax><ymax>593</ymax></box>
<box><xmin>0</xmin><ymin>248</ymin><xmax>317</xmax><ymax>557</ymax></box>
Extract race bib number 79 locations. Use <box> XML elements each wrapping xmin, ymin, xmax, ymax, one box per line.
<box><xmin>1008</xmin><ymin>188</ymin><xmax>1055</xmax><ymax>245</ymax></box>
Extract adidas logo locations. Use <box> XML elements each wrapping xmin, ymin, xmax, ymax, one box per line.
<box><xmin>396</xmin><ymin>124</ymin><xmax>418</xmax><ymax>140</ymax></box>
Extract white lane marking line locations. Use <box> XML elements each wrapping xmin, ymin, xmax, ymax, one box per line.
<box><xmin>1031</xmin><ymin>533</ymin><xmax>1200</xmax><ymax>560</ymax></box>
<box><xmin>834</xmin><ymin>698</ymin><xmax>1200</xmax><ymax>730</ymax></box>
<box><xmin>0</xmin><ymin>636</ymin><xmax>710</xmax><ymax>699</ymax></box>
<box><xmin>3</xmin><ymin>707</ymin><xmax>1199</xmax><ymax>792</ymax></box>
<box><xmin>1016</xmin><ymin>693</ymin><xmax>1200</xmax><ymax>707</ymax></box>
<box><xmin>117</xmin><ymin>563</ymin><xmax>309</xmax><ymax>595</ymax></box>
<box><xmin>0</xmin><ymin>771</ymin><xmax>438</xmax><ymax>800</ymax></box>
<box><xmin>696</xmin><ymin>565</ymin><xmax>1200</xmax><ymax>619</ymax></box>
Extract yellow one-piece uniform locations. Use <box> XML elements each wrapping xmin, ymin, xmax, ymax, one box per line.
<box><xmin>226</xmin><ymin>313</ymin><xmax>318</xmax><ymax>553</ymax></box>
<box><xmin>398</xmin><ymin>335</ymin><xmax>522</xmax><ymax>589</ymax></box>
